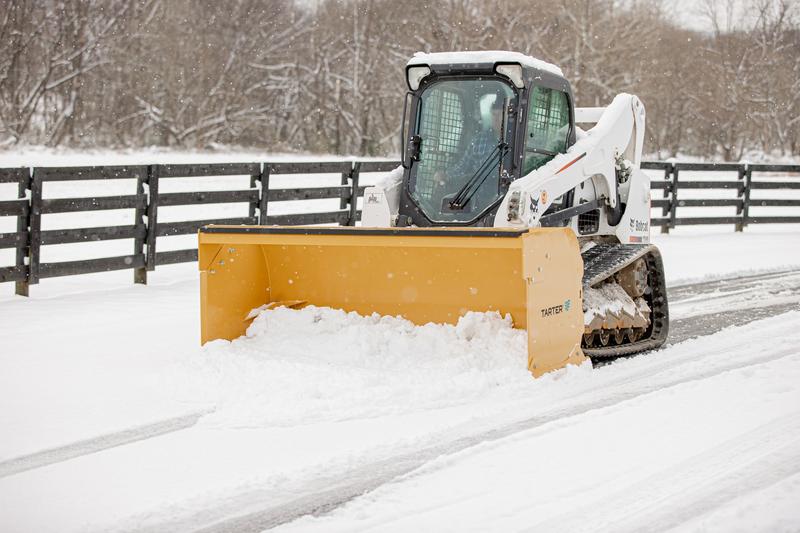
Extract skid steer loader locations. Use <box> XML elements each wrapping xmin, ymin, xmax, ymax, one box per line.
<box><xmin>198</xmin><ymin>51</ymin><xmax>669</xmax><ymax>377</ymax></box>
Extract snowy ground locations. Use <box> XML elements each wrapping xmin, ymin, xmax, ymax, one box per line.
<box><xmin>0</xmin><ymin>227</ymin><xmax>798</xmax><ymax>532</ymax></box>
<box><xmin>1</xmin><ymin>149</ymin><xmax>799</xmax><ymax>531</ymax></box>
<box><xmin>277</xmin><ymin>311</ymin><xmax>800</xmax><ymax>533</ymax></box>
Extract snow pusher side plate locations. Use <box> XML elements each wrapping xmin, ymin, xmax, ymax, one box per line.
<box><xmin>198</xmin><ymin>225</ymin><xmax>586</xmax><ymax>376</ymax></box>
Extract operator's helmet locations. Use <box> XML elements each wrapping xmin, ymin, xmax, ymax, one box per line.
<box><xmin>482</xmin><ymin>93</ymin><xmax>504</xmax><ymax>113</ymax></box>
<box><xmin>490</xmin><ymin>94</ymin><xmax>505</xmax><ymax>112</ymax></box>
<box><xmin>480</xmin><ymin>93</ymin><xmax>505</xmax><ymax>126</ymax></box>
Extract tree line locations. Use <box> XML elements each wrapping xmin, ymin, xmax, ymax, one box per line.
<box><xmin>1</xmin><ymin>0</ymin><xmax>798</xmax><ymax>160</ymax></box>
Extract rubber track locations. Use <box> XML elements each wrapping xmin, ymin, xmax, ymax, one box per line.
<box><xmin>582</xmin><ymin>243</ymin><xmax>652</xmax><ymax>286</ymax></box>
<box><xmin>581</xmin><ymin>243</ymin><xmax>670</xmax><ymax>359</ymax></box>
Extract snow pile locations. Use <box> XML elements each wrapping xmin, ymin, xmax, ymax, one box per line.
<box><xmin>191</xmin><ymin>306</ymin><xmax>541</xmax><ymax>428</ymax></box>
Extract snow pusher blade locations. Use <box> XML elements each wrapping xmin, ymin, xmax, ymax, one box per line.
<box><xmin>198</xmin><ymin>225</ymin><xmax>586</xmax><ymax>377</ymax></box>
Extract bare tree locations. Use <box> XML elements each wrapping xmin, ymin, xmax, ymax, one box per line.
<box><xmin>0</xmin><ymin>0</ymin><xmax>129</xmax><ymax>145</ymax></box>
<box><xmin>0</xmin><ymin>0</ymin><xmax>797</xmax><ymax>158</ymax></box>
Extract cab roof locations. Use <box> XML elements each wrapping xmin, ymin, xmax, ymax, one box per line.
<box><xmin>407</xmin><ymin>51</ymin><xmax>563</xmax><ymax>78</ymax></box>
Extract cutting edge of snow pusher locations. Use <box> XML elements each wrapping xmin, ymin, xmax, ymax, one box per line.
<box><xmin>198</xmin><ymin>225</ymin><xmax>586</xmax><ymax>377</ymax></box>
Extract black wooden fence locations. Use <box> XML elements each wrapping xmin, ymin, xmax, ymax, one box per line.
<box><xmin>643</xmin><ymin>161</ymin><xmax>800</xmax><ymax>232</ymax></box>
<box><xmin>1</xmin><ymin>160</ymin><xmax>798</xmax><ymax>296</ymax></box>
<box><xmin>0</xmin><ymin>160</ymin><xmax>395</xmax><ymax>296</ymax></box>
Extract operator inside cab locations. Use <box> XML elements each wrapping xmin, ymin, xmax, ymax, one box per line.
<box><xmin>411</xmin><ymin>79</ymin><xmax>515</xmax><ymax>224</ymax></box>
<box><xmin>433</xmin><ymin>95</ymin><xmax>505</xmax><ymax>199</ymax></box>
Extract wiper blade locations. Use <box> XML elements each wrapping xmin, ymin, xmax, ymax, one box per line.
<box><xmin>449</xmin><ymin>143</ymin><xmax>502</xmax><ymax>209</ymax></box>
<box><xmin>449</xmin><ymin>142</ymin><xmax>508</xmax><ymax>210</ymax></box>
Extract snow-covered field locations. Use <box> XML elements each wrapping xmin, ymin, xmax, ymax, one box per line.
<box><xmin>1</xmin><ymin>149</ymin><xmax>799</xmax><ymax>532</ymax></box>
<box><xmin>0</xmin><ymin>227</ymin><xmax>798</xmax><ymax>532</ymax></box>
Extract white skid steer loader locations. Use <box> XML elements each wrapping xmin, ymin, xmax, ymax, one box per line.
<box><xmin>198</xmin><ymin>51</ymin><xmax>669</xmax><ymax>377</ymax></box>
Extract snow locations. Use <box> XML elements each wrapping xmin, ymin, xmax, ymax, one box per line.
<box><xmin>0</xmin><ymin>228</ymin><xmax>797</xmax><ymax>454</ymax></box>
<box><xmin>672</xmin><ymin>470</ymin><xmax>800</xmax><ymax>533</ymax></box>
<box><xmin>0</xmin><ymin>227</ymin><xmax>796</xmax><ymax>531</ymax></box>
<box><xmin>0</xmin><ymin>146</ymin><xmax>367</xmax><ymax>167</ymax></box>
<box><xmin>197</xmin><ymin>307</ymin><xmax>532</xmax><ymax>428</ymax></box>
<box><xmin>583</xmin><ymin>281</ymin><xmax>639</xmax><ymax>325</ymax></box>
<box><xmin>0</xmin><ymin>276</ymin><xmax>203</xmax><ymax>460</ymax></box>
<box><xmin>3</xmin><ymin>295</ymin><xmax>799</xmax><ymax>531</ymax></box>
<box><xmin>408</xmin><ymin>51</ymin><xmax>564</xmax><ymax>77</ymax></box>
<box><xmin>375</xmin><ymin>164</ymin><xmax>403</xmax><ymax>189</ymax></box>
<box><xmin>275</xmin><ymin>311</ymin><xmax>800</xmax><ymax>532</ymax></box>
<box><xmin>651</xmin><ymin>230</ymin><xmax>800</xmax><ymax>283</ymax></box>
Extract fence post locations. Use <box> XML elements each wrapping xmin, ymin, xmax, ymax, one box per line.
<box><xmin>660</xmin><ymin>164</ymin><xmax>673</xmax><ymax>234</ymax></box>
<box><xmin>667</xmin><ymin>165</ymin><xmax>679</xmax><ymax>232</ymax></box>
<box><xmin>14</xmin><ymin>168</ymin><xmax>32</xmax><ymax>296</ymax></box>
<box><xmin>347</xmin><ymin>161</ymin><xmax>361</xmax><ymax>226</ymax></box>
<box><xmin>144</xmin><ymin>164</ymin><xmax>160</xmax><ymax>272</ymax></box>
<box><xmin>27</xmin><ymin>169</ymin><xmax>43</xmax><ymax>285</ymax></box>
<box><xmin>133</xmin><ymin>167</ymin><xmax>148</xmax><ymax>284</ymax></box>
<box><xmin>248</xmin><ymin>169</ymin><xmax>258</xmax><ymax>221</ymax></box>
<box><xmin>339</xmin><ymin>168</ymin><xmax>350</xmax><ymax>210</ymax></box>
<box><xmin>738</xmin><ymin>164</ymin><xmax>752</xmax><ymax>231</ymax></box>
<box><xmin>258</xmin><ymin>164</ymin><xmax>270</xmax><ymax>225</ymax></box>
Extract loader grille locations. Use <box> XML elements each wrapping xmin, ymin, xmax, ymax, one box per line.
<box><xmin>578</xmin><ymin>209</ymin><xmax>600</xmax><ymax>234</ymax></box>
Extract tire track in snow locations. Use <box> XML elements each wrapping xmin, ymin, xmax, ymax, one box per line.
<box><xmin>662</xmin><ymin>268</ymin><xmax>800</xmax><ymax>345</ymax></box>
<box><xmin>670</xmin><ymin>301</ymin><xmax>799</xmax><ymax>344</ymax></box>
<box><xmin>668</xmin><ymin>268</ymin><xmax>800</xmax><ymax>302</ymax></box>
<box><xmin>0</xmin><ymin>409</ymin><xmax>211</xmax><ymax>479</ymax></box>
<box><xmin>529</xmin><ymin>411</ymin><xmax>800</xmax><ymax>533</ymax></box>
<box><xmin>186</xmin><ymin>336</ymin><xmax>800</xmax><ymax>532</ymax></box>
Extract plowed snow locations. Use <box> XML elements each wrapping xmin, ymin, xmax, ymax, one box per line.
<box><xmin>194</xmin><ymin>307</ymin><xmax>565</xmax><ymax>428</ymax></box>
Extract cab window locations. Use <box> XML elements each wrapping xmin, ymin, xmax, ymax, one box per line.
<box><xmin>523</xmin><ymin>87</ymin><xmax>570</xmax><ymax>174</ymax></box>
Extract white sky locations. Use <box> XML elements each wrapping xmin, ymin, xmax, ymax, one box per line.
<box><xmin>663</xmin><ymin>0</ymin><xmax>757</xmax><ymax>32</ymax></box>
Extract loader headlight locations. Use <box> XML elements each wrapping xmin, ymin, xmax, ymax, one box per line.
<box><xmin>407</xmin><ymin>66</ymin><xmax>431</xmax><ymax>90</ymax></box>
<box><xmin>495</xmin><ymin>64</ymin><xmax>524</xmax><ymax>88</ymax></box>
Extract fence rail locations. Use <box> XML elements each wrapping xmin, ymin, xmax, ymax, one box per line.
<box><xmin>641</xmin><ymin>161</ymin><xmax>800</xmax><ymax>232</ymax></box>
<box><xmin>1</xmin><ymin>160</ymin><xmax>798</xmax><ymax>295</ymax></box>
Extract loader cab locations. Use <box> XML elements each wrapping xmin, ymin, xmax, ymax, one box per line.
<box><xmin>399</xmin><ymin>53</ymin><xmax>576</xmax><ymax>227</ymax></box>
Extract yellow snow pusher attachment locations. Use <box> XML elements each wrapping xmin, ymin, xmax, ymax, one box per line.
<box><xmin>198</xmin><ymin>225</ymin><xmax>586</xmax><ymax>377</ymax></box>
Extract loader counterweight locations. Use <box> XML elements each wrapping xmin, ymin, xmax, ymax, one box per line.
<box><xmin>198</xmin><ymin>225</ymin><xmax>586</xmax><ymax>377</ymax></box>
